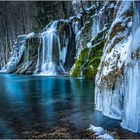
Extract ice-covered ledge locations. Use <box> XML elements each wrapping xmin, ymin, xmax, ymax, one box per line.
<box><xmin>95</xmin><ymin>1</ymin><xmax>140</xmax><ymax>133</ymax></box>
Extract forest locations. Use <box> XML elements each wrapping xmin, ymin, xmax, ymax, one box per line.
<box><xmin>0</xmin><ymin>0</ymin><xmax>140</xmax><ymax>139</ymax></box>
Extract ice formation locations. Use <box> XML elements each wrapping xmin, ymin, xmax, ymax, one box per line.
<box><xmin>95</xmin><ymin>1</ymin><xmax>140</xmax><ymax>133</ymax></box>
<box><xmin>4</xmin><ymin>35</ymin><xmax>27</xmax><ymax>73</ymax></box>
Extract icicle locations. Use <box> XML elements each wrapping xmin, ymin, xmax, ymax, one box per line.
<box><xmin>91</xmin><ymin>15</ymin><xmax>100</xmax><ymax>39</ymax></box>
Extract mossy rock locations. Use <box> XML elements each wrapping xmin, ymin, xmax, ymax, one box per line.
<box><xmin>122</xmin><ymin>4</ymin><xmax>133</xmax><ymax>18</ymax></box>
<box><xmin>69</xmin><ymin>48</ymin><xmax>89</xmax><ymax>77</ymax></box>
<box><xmin>69</xmin><ymin>65</ymin><xmax>81</xmax><ymax>77</ymax></box>
<box><xmin>107</xmin><ymin>36</ymin><xmax>125</xmax><ymax>53</ymax></box>
<box><xmin>70</xmin><ymin>25</ymin><xmax>107</xmax><ymax>79</ymax></box>
<box><xmin>70</xmin><ymin>29</ymin><xmax>106</xmax><ymax>79</ymax></box>
<box><xmin>82</xmin><ymin>43</ymin><xmax>104</xmax><ymax>79</ymax></box>
<box><xmin>89</xmin><ymin>41</ymin><xmax>105</xmax><ymax>60</ymax></box>
<box><xmin>15</xmin><ymin>35</ymin><xmax>40</xmax><ymax>74</ymax></box>
<box><xmin>91</xmin><ymin>29</ymin><xmax>107</xmax><ymax>45</ymax></box>
<box><xmin>110</xmin><ymin>22</ymin><xmax>125</xmax><ymax>40</ymax></box>
<box><xmin>70</xmin><ymin>43</ymin><xmax>103</xmax><ymax>79</ymax></box>
<box><xmin>83</xmin><ymin>65</ymin><xmax>94</xmax><ymax>79</ymax></box>
<box><xmin>78</xmin><ymin>48</ymin><xmax>89</xmax><ymax>61</ymax></box>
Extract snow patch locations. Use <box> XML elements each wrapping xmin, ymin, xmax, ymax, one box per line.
<box><xmin>89</xmin><ymin>124</ymin><xmax>114</xmax><ymax>140</ymax></box>
<box><xmin>89</xmin><ymin>124</ymin><xmax>105</xmax><ymax>136</ymax></box>
<box><xmin>27</xmin><ymin>32</ymin><xmax>34</xmax><ymax>39</ymax></box>
<box><xmin>96</xmin><ymin>133</ymin><xmax>114</xmax><ymax>140</ymax></box>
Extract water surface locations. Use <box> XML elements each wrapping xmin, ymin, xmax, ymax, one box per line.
<box><xmin>0</xmin><ymin>74</ymin><xmax>137</xmax><ymax>138</ymax></box>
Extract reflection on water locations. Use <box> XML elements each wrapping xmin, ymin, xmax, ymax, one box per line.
<box><xmin>0</xmin><ymin>74</ymin><xmax>120</xmax><ymax>138</ymax></box>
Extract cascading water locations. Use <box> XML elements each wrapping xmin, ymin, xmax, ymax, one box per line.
<box><xmin>38</xmin><ymin>20</ymin><xmax>69</xmax><ymax>76</ymax></box>
<box><xmin>39</xmin><ymin>21</ymin><xmax>60</xmax><ymax>75</ymax></box>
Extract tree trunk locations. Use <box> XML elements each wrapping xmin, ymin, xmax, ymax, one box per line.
<box><xmin>61</xmin><ymin>1</ymin><xmax>67</xmax><ymax>19</ymax></box>
<box><xmin>80</xmin><ymin>1</ymin><xmax>85</xmax><ymax>13</ymax></box>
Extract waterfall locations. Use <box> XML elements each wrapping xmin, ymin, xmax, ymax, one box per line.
<box><xmin>38</xmin><ymin>20</ymin><xmax>67</xmax><ymax>76</ymax></box>
<box><xmin>41</xmin><ymin>32</ymin><xmax>55</xmax><ymax>75</ymax></box>
<box><xmin>39</xmin><ymin>22</ymin><xmax>59</xmax><ymax>75</ymax></box>
<box><xmin>132</xmin><ymin>2</ymin><xmax>140</xmax><ymax>36</ymax></box>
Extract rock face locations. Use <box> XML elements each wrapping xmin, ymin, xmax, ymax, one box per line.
<box><xmin>95</xmin><ymin>1</ymin><xmax>140</xmax><ymax>133</ymax></box>
<box><xmin>15</xmin><ymin>33</ymin><xmax>40</xmax><ymax>74</ymax></box>
<box><xmin>3</xmin><ymin>33</ymin><xmax>39</xmax><ymax>74</ymax></box>
<box><xmin>70</xmin><ymin>29</ymin><xmax>107</xmax><ymax>79</ymax></box>
<box><xmin>70</xmin><ymin>1</ymin><xmax>116</xmax><ymax>79</ymax></box>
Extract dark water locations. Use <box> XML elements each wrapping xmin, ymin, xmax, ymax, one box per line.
<box><xmin>0</xmin><ymin>74</ymin><xmax>139</xmax><ymax>138</ymax></box>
